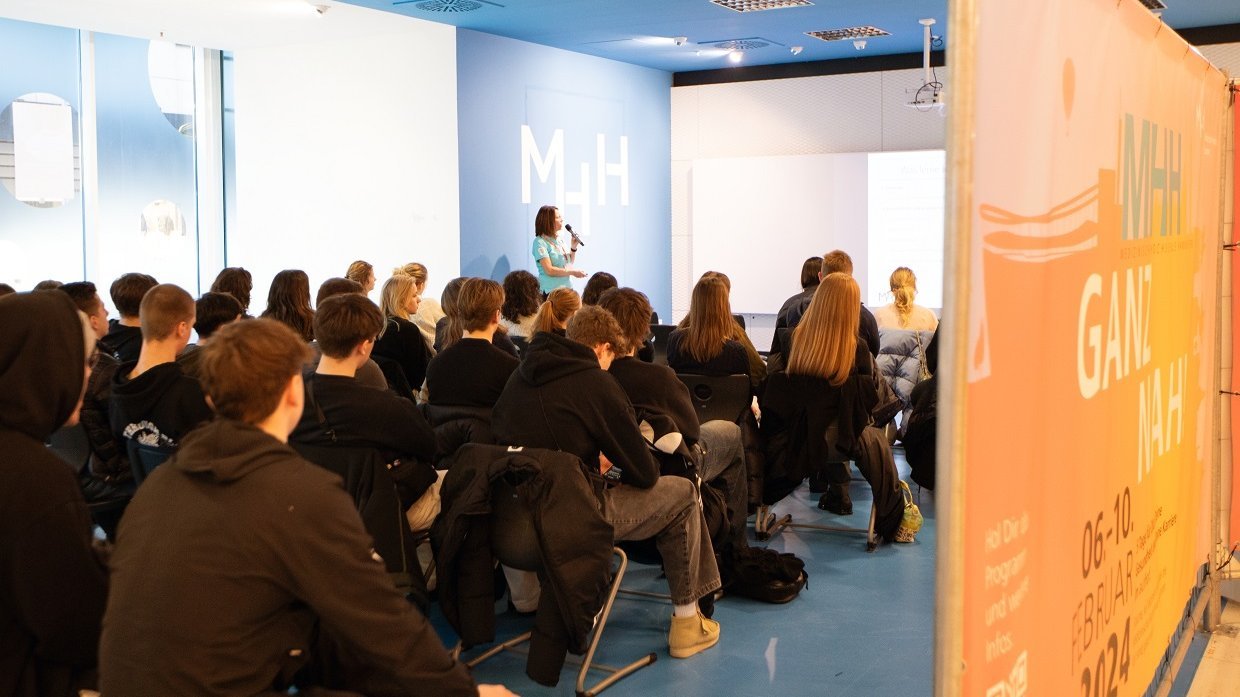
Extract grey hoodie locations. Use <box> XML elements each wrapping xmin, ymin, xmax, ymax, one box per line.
<box><xmin>99</xmin><ymin>417</ymin><xmax>476</xmax><ymax>696</ymax></box>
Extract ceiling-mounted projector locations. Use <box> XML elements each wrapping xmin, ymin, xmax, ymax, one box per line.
<box><xmin>906</xmin><ymin>18</ymin><xmax>944</xmax><ymax>112</ymax></box>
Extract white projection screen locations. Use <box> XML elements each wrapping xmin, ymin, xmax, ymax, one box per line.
<box><xmin>690</xmin><ymin>150</ymin><xmax>944</xmax><ymax>314</ymax></box>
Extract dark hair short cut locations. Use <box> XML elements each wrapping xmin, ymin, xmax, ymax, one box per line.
<box><xmin>33</xmin><ymin>280</ymin><xmax>63</xmax><ymax>291</ymax></box>
<box><xmin>581</xmin><ymin>272</ymin><xmax>617</xmax><ymax>306</ymax></box>
<box><xmin>821</xmin><ymin>250</ymin><xmax>853</xmax><ymax>276</ymax></box>
<box><xmin>314</xmin><ymin>293</ymin><xmax>384</xmax><ymax>359</ymax></box>
<box><xmin>0</xmin><ymin>283</ymin><xmax>15</xmax><ymax>297</ymax></box>
<box><xmin>800</xmin><ymin>257</ymin><xmax>823</xmax><ymax>290</ymax></box>
<box><xmin>195</xmin><ymin>292</ymin><xmax>243</xmax><ymax>339</ymax></box>
<box><xmin>200</xmin><ymin>318</ymin><xmax>310</xmax><ymax>424</ymax></box>
<box><xmin>456</xmin><ymin>278</ymin><xmax>504</xmax><ymax>333</ymax></box>
<box><xmin>316</xmin><ymin>277</ymin><xmax>363</xmax><ymax>307</ymax></box>
<box><xmin>565</xmin><ymin>305</ymin><xmax>623</xmax><ymax>352</ymax></box>
<box><xmin>59</xmin><ymin>281</ymin><xmax>103</xmax><ymax>315</ymax></box>
<box><xmin>140</xmin><ymin>284</ymin><xmax>196</xmax><ymax>341</ymax></box>
<box><xmin>110</xmin><ymin>273</ymin><xmax>158</xmax><ymax>318</ymax></box>
<box><xmin>596</xmin><ymin>287</ymin><xmax>651</xmax><ymax>356</ymax></box>
<box><xmin>210</xmin><ymin>267</ymin><xmax>252</xmax><ymax>312</ymax></box>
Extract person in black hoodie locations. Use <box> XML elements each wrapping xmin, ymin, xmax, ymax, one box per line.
<box><xmin>109</xmin><ymin>284</ymin><xmax>213</xmax><ymax>450</ymax></box>
<box><xmin>99</xmin><ymin>272</ymin><xmax>156</xmax><ymax>364</ymax></box>
<box><xmin>599</xmin><ymin>288</ymin><xmax>750</xmax><ymax>552</ymax></box>
<box><xmin>0</xmin><ymin>291</ymin><xmax>109</xmax><ymax>697</ymax></box>
<box><xmin>492</xmin><ymin>306</ymin><xmax>722</xmax><ymax>660</ymax></box>
<box><xmin>99</xmin><ymin>318</ymin><xmax>512</xmax><ymax>697</ymax></box>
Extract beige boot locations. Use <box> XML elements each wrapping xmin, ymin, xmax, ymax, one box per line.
<box><xmin>668</xmin><ymin>611</ymin><xmax>721</xmax><ymax>658</ymax></box>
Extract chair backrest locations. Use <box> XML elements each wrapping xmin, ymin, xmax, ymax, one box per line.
<box><xmin>732</xmin><ymin>313</ymin><xmax>746</xmax><ymax>330</ymax></box>
<box><xmin>489</xmin><ymin>473</ymin><xmax>542</xmax><ymax>572</ymax></box>
<box><xmin>126</xmin><ymin>440</ymin><xmax>176</xmax><ymax>485</ymax></box>
<box><xmin>675</xmin><ymin>373</ymin><xmax>751</xmax><ymax>424</ymax></box>
<box><xmin>510</xmin><ymin>335</ymin><xmax>529</xmax><ymax>356</ymax></box>
<box><xmin>47</xmin><ymin>424</ymin><xmax>92</xmax><ymax>471</ymax></box>
<box><xmin>649</xmin><ymin>324</ymin><xmax>675</xmax><ymax>366</ymax></box>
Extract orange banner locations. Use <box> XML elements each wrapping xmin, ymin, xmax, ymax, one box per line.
<box><xmin>960</xmin><ymin>2</ymin><xmax>1228</xmax><ymax>696</ymax></box>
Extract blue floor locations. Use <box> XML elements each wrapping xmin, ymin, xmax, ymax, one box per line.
<box><xmin>429</xmin><ymin>452</ymin><xmax>937</xmax><ymax>696</ymax></box>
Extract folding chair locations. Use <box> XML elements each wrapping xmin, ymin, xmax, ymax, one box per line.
<box><xmin>675</xmin><ymin>373</ymin><xmax>751</xmax><ymax>424</ymax></box>
<box><xmin>754</xmin><ymin>423</ymin><xmax>878</xmax><ymax>552</ymax></box>
<box><xmin>463</xmin><ymin>476</ymin><xmax>656</xmax><ymax>697</ymax></box>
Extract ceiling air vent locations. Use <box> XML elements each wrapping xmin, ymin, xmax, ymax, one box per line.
<box><xmin>806</xmin><ymin>26</ymin><xmax>891</xmax><ymax>42</ymax></box>
<box><xmin>399</xmin><ymin>0</ymin><xmax>496</xmax><ymax>12</ymax></box>
<box><xmin>709</xmin><ymin>38</ymin><xmax>772</xmax><ymax>50</ymax></box>
<box><xmin>1139</xmin><ymin>0</ymin><xmax>1168</xmax><ymax>10</ymax></box>
<box><xmin>710</xmin><ymin>0</ymin><xmax>814</xmax><ymax>13</ymax></box>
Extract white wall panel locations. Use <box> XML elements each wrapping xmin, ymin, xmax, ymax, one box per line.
<box><xmin>232</xmin><ymin>22</ymin><xmax>458</xmax><ymax>305</ymax></box>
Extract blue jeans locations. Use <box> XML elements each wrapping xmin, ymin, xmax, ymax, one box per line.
<box><xmin>603</xmin><ymin>476</ymin><xmax>721</xmax><ymax>605</ymax></box>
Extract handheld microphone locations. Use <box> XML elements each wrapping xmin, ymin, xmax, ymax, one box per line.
<box><xmin>565</xmin><ymin>223</ymin><xmax>585</xmax><ymax>247</ymax></box>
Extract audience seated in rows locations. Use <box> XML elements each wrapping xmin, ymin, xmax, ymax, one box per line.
<box><xmin>209</xmin><ymin>266</ymin><xmax>253</xmax><ymax>318</ymax></box>
<box><xmin>0</xmin><ymin>291</ymin><xmax>109</xmax><ymax>697</ymax></box>
<box><xmin>109</xmin><ymin>284</ymin><xmax>212</xmax><ymax>451</ymax></box>
<box><xmin>261</xmin><ymin>269</ymin><xmax>315</xmax><ymax>342</ymax></box>
<box><xmin>500</xmin><ymin>270</ymin><xmax>541</xmax><ymax>338</ymax></box>
<box><xmin>492</xmin><ymin>306</ymin><xmax>722</xmax><ymax>660</ymax></box>
<box><xmin>98</xmin><ymin>318</ymin><xmax>507</xmax><ymax>696</ymax></box>
<box><xmin>760</xmin><ymin>273</ymin><xmax>908</xmax><ymax>541</ymax></box>
<box><xmin>101</xmin><ymin>273</ymin><xmax>157</xmax><ymax>364</ymax></box>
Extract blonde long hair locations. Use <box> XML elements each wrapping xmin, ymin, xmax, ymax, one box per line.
<box><xmin>680</xmin><ymin>275</ymin><xmax>733</xmax><ymax>363</ymax></box>
<box><xmin>533</xmin><ymin>287</ymin><xmax>581</xmax><ymax>334</ymax></box>
<box><xmin>889</xmin><ymin>266</ymin><xmax>917</xmax><ymax>327</ymax></box>
<box><xmin>393</xmin><ymin>262</ymin><xmax>429</xmax><ymax>293</ymax></box>
<box><xmin>788</xmin><ymin>273</ymin><xmax>860</xmax><ymax>386</ymax></box>
<box><xmin>380</xmin><ymin>275</ymin><xmax>418</xmax><ymax>321</ymax></box>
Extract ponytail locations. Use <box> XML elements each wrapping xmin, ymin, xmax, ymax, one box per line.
<box><xmin>888</xmin><ymin>267</ymin><xmax>917</xmax><ymax>328</ymax></box>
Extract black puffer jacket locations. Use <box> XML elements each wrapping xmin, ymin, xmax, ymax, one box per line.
<box><xmin>0</xmin><ymin>292</ymin><xmax>109</xmax><ymax>697</ymax></box>
<box><xmin>432</xmin><ymin>443</ymin><xmax>613</xmax><ymax>687</ymax></box>
<box><xmin>79</xmin><ymin>350</ymin><xmax>129</xmax><ymax>482</ymax></box>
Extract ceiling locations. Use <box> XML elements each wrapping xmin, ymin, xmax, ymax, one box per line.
<box><xmin>341</xmin><ymin>0</ymin><xmax>1240</xmax><ymax>73</ymax></box>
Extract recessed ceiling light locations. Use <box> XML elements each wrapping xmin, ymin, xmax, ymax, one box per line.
<box><xmin>710</xmin><ymin>0</ymin><xmax>814</xmax><ymax>13</ymax></box>
<box><xmin>805</xmin><ymin>26</ymin><xmax>891</xmax><ymax>42</ymax></box>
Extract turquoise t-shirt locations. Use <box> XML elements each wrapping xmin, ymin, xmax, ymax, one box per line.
<box><xmin>532</xmin><ymin>235</ymin><xmax>573</xmax><ymax>293</ymax></box>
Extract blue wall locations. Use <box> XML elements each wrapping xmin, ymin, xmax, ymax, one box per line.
<box><xmin>457</xmin><ymin>29</ymin><xmax>672</xmax><ymax>317</ymax></box>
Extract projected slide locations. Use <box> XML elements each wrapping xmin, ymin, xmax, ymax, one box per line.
<box><xmin>689</xmin><ymin>149</ymin><xmax>945</xmax><ymax>315</ymax></box>
<box><xmin>866</xmin><ymin>150</ymin><xmax>945</xmax><ymax>309</ymax></box>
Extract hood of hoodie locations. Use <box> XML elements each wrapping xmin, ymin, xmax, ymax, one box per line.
<box><xmin>170</xmin><ymin>418</ymin><xmax>296</xmax><ymax>483</ymax></box>
<box><xmin>111</xmin><ymin>361</ymin><xmax>188</xmax><ymax>415</ymax></box>
<box><xmin>517</xmin><ymin>331</ymin><xmax>601</xmax><ymax>387</ymax></box>
<box><xmin>0</xmin><ymin>291</ymin><xmax>88</xmax><ymax>441</ymax></box>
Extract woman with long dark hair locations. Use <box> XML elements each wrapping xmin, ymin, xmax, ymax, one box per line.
<box><xmin>500</xmin><ymin>270</ymin><xmax>541</xmax><ymax>338</ymax></box>
<box><xmin>260</xmin><ymin>270</ymin><xmax>314</xmax><ymax>342</ymax></box>
<box><xmin>210</xmin><ymin>267</ymin><xmax>253</xmax><ymax>317</ymax></box>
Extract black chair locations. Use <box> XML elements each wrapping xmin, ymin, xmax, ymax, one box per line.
<box><xmin>462</xmin><ymin>475</ymin><xmax>656</xmax><ymax>696</ymax></box>
<box><xmin>675</xmin><ymin>374</ymin><xmax>751</xmax><ymax>424</ymax></box>
<box><xmin>126</xmin><ymin>440</ymin><xmax>176</xmax><ymax>486</ymax></box>
<box><xmin>51</xmin><ymin>425</ymin><xmax>131</xmax><ymax>540</ymax></box>
<box><xmin>732</xmin><ymin>313</ymin><xmax>746</xmax><ymax>330</ymax></box>
<box><xmin>510</xmin><ymin>335</ymin><xmax>529</xmax><ymax>356</ymax></box>
<box><xmin>754</xmin><ymin>423</ymin><xmax>878</xmax><ymax>552</ymax></box>
<box><xmin>47</xmin><ymin>424</ymin><xmax>92</xmax><ymax>471</ymax></box>
<box><xmin>649</xmin><ymin>324</ymin><xmax>674</xmax><ymax>366</ymax></box>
